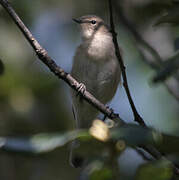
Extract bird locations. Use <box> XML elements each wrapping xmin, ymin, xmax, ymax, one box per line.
<box><xmin>70</xmin><ymin>15</ymin><xmax>121</xmax><ymax>167</ymax></box>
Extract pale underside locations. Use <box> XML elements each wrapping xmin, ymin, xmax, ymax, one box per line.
<box><xmin>71</xmin><ymin>31</ymin><xmax>121</xmax><ymax>128</ymax></box>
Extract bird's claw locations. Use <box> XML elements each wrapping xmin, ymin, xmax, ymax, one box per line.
<box><xmin>103</xmin><ymin>106</ymin><xmax>118</xmax><ymax>121</ymax></box>
<box><xmin>76</xmin><ymin>83</ymin><xmax>86</xmax><ymax>96</ymax></box>
<box><xmin>103</xmin><ymin>106</ymin><xmax>112</xmax><ymax>121</ymax></box>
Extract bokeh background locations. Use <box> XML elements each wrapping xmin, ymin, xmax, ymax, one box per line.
<box><xmin>0</xmin><ymin>0</ymin><xmax>179</xmax><ymax>179</ymax></box>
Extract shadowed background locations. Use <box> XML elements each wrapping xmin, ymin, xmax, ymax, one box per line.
<box><xmin>0</xmin><ymin>0</ymin><xmax>178</xmax><ymax>179</ymax></box>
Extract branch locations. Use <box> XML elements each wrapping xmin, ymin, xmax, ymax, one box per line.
<box><xmin>0</xmin><ymin>0</ymin><xmax>120</xmax><ymax>121</ymax></box>
<box><xmin>108</xmin><ymin>0</ymin><xmax>146</xmax><ymax>126</ymax></box>
<box><xmin>153</xmin><ymin>51</ymin><xmax>179</xmax><ymax>83</ymax></box>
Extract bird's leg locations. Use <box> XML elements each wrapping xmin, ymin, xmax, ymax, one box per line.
<box><xmin>102</xmin><ymin>106</ymin><xmax>114</xmax><ymax>121</ymax></box>
<box><xmin>103</xmin><ymin>107</ymin><xmax>118</xmax><ymax>128</ymax></box>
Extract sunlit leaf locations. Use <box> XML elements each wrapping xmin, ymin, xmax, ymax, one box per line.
<box><xmin>89</xmin><ymin>119</ymin><xmax>110</xmax><ymax>142</ymax></box>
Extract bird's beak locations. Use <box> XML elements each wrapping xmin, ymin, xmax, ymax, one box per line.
<box><xmin>73</xmin><ymin>18</ymin><xmax>82</xmax><ymax>24</ymax></box>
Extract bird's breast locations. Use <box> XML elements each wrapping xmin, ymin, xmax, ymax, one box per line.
<box><xmin>87</xmin><ymin>33</ymin><xmax>114</xmax><ymax>61</ymax></box>
<box><xmin>72</xmin><ymin>52</ymin><xmax>120</xmax><ymax>104</ymax></box>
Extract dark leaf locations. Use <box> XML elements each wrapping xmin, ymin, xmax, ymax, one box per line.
<box><xmin>155</xmin><ymin>4</ymin><xmax>179</xmax><ymax>25</ymax></box>
<box><xmin>0</xmin><ymin>58</ymin><xmax>4</xmax><ymax>75</ymax></box>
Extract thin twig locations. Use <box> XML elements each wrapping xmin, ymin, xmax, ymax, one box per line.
<box><xmin>108</xmin><ymin>0</ymin><xmax>146</xmax><ymax>126</ymax></box>
<box><xmin>108</xmin><ymin>0</ymin><xmax>179</xmax><ymax>175</ymax></box>
<box><xmin>0</xmin><ymin>0</ymin><xmax>120</xmax><ymax>120</ymax></box>
<box><xmin>153</xmin><ymin>51</ymin><xmax>179</xmax><ymax>83</ymax></box>
<box><xmin>113</xmin><ymin>3</ymin><xmax>179</xmax><ymax>101</ymax></box>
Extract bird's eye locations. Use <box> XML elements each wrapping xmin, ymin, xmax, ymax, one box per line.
<box><xmin>91</xmin><ymin>20</ymin><xmax>96</xmax><ymax>25</ymax></box>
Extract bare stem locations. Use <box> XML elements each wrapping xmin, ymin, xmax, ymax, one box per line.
<box><xmin>108</xmin><ymin>0</ymin><xmax>146</xmax><ymax>126</ymax></box>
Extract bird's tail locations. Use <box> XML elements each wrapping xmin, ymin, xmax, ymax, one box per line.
<box><xmin>69</xmin><ymin>101</ymin><xmax>99</xmax><ymax>167</ymax></box>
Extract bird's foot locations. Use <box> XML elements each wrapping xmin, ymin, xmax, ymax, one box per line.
<box><xmin>103</xmin><ymin>107</ymin><xmax>117</xmax><ymax>128</ymax></box>
<box><xmin>103</xmin><ymin>106</ymin><xmax>114</xmax><ymax>121</ymax></box>
<box><xmin>76</xmin><ymin>83</ymin><xmax>86</xmax><ymax>97</ymax></box>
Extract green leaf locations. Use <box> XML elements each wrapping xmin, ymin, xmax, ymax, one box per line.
<box><xmin>82</xmin><ymin>161</ymin><xmax>114</xmax><ymax>180</ymax></box>
<box><xmin>90</xmin><ymin>168</ymin><xmax>113</xmax><ymax>180</ymax></box>
<box><xmin>135</xmin><ymin>160</ymin><xmax>173</xmax><ymax>180</ymax></box>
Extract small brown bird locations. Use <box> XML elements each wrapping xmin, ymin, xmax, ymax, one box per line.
<box><xmin>71</xmin><ymin>15</ymin><xmax>121</xmax><ymax>128</ymax></box>
<box><xmin>70</xmin><ymin>15</ymin><xmax>121</xmax><ymax>167</ymax></box>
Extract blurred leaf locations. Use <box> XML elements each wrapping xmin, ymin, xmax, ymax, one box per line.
<box><xmin>1</xmin><ymin>130</ymin><xmax>89</xmax><ymax>154</ymax></box>
<box><xmin>135</xmin><ymin>160</ymin><xmax>173</xmax><ymax>180</ymax></box>
<box><xmin>2</xmin><ymin>124</ymin><xmax>179</xmax><ymax>156</ymax></box>
<box><xmin>89</xmin><ymin>119</ymin><xmax>110</xmax><ymax>142</ymax></box>
<box><xmin>90</xmin><ymin>167</ymin><xmax>113</xmax><ymax>180</ymax></box>
<box><xmin>81</xmin><ymin>161</ymin><xmax>114</xmax><ymax>180</ymax></box>
<box><xmin>0</xmin><ymin>58</ymin><xmax>4</xmax><ymax>75</ymax></box>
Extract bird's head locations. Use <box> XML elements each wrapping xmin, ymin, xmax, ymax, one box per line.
<box><xmin>73</xmin><ymin>15</ymin><xmax>109</xmax><ymax>41</ymax></box>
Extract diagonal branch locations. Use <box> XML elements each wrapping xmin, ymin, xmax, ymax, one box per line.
<box><xmin>108</xmin><ymin>0</ymin><xmax>146</xmax><ymax>126</ymax></box>
<box><xmin>0</xmin><ymin>0</ymin><xmax>120</xmax><ymax>121</ymax></box>
<box><xmin>153</xmin><ymin>51</ymin><xmax>179</xmax><ymax>83</ymax></box>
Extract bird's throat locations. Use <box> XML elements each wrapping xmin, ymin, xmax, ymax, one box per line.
<box><xmin>87</xmin><ymin>32</ymin><xmax>113</xmax><ymax>61</ymax></box>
